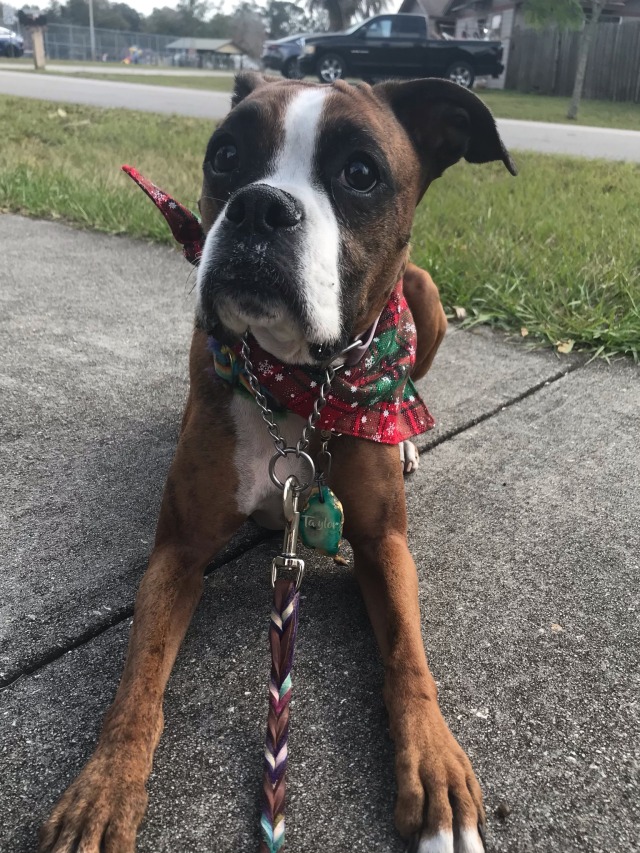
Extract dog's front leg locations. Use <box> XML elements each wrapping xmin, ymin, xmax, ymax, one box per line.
<box><xmin>332</xmin><ymin>438</ymin><xmax>485</xmax><ymax>853</ymax></box>
<box><xmin>39</xmin><ymin>393</ymin><xmax>246</xmax><ymax>853</ymax></box>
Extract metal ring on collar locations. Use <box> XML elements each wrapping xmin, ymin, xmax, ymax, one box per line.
<box><xmin>269</xmin><ymin>448</ymin><xmax>315</xmax><ymax>492</ymax></box>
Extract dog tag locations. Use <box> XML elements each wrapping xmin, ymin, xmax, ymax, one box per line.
<box><xmin>299</xmin><ymin>485</ymin><xmax>344</xmax><ymax>557</ymax></box>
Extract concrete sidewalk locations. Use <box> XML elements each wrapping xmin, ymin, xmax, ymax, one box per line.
<box><xmin>1</xmin><ymin>214</ymin><xmax>638</xmax><ymax>853</ymax></box>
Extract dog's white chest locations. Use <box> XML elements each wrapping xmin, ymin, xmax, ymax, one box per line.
<box><xmin>230</xmin><ymin>394</ymin><xmax>308</xmax><ymax>529</ymax></box>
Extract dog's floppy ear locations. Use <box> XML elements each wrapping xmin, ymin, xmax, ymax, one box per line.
<box><xmin>231</xmin><ymin>71</ymin><xmax>281</xmax><ymax>108</ymax></box>
<box><xmin>374</xmin><ymin>78</ymin><xmax>517</xmax><ymax>182</ymax></box>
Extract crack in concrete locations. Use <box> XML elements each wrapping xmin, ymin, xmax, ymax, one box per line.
<box><xmin>418</xmin><ymin>361</ymin><xmax>585</xmax><ymax>455</ymax></box>
<box><xmin>0</xmin><ymin>530</ymin><xmax>274</xmax><ymax>692</ymax></box>
<box><xmin>1</xmin><ymin>356</ymin><xmax>586</xmax><ymax>694</ymax></box>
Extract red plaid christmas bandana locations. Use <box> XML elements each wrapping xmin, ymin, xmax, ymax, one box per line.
<box><xmin>124</xmin><ymin>166</ymin><xmax>434</xmax><ymax>444</ymax></box>
<box><xmin>122</xmin><ymin>165</ymin><xmax>204</xmax><ymax>265</ymax></box>
<box><xmin>210</xmin><ymin>283</ymin><xmax>434</xmax><ymax>444</ymax></box>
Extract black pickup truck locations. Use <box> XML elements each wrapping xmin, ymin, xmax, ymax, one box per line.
<box><xmin>298</xmin><ymin>14</ymin><xmax>504</xmax><ymax>88</ymax></box>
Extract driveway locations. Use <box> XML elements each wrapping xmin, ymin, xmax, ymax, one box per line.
<box><xmin>1</xmin><ymin>68</ymin><xmax>640</xmax><ymax>162</ymax></box>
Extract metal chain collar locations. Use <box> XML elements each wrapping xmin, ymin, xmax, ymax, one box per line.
<box><xmin>240</xmin><ymin>332</ymin><xmax>336</xmax><ymax>492</ymax></box>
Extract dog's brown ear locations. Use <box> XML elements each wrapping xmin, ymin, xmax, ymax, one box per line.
<box><xmin>232</xmin><ymin>71</ymin><xmax>265</xmax><ymax>107</ymax></box>
<box><xmin>231</xmin><ymin>71</ymin><xmax>281</xmax><ymax>108</ymax></box>
<box><xmin>374</xmin><ymin>78</ymin><xmax>517</xmax><ymax>181</ymax></box>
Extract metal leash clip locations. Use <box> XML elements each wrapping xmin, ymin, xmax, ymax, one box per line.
<box><xmin>271</xmin><ymin>475</ymin><xmax>305</xmax><ymax>589</ymax></box>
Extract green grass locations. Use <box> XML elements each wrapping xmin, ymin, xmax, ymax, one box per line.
<box><xmin>1</xmin><ymin>95</ymin><xmax>639</xmax><ymax>359</ymax></box>
<box><xmin>478</xmin><ymin>88</ymin><xmax>640</xmax><ymax>132</ymax></box>
<box><xmin>412</xmin><ymin>155</ymin><xmax>640</xmax><ymax>360</ymax></box>
<box><xmin>62</xmin><ymin>71</ymin><xmax>235</xmax><ymax>91</ymax></box>
<box><xmin>3</xmin><ymin>57</ymin><xmax>120</xmax><ymax>67</ymax></box>
<box><xmin>0</xmin><ymin>97</ymin><xmax>207</xmax><ymax>239</ymax></box>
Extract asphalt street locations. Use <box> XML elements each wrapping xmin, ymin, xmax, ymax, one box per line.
<box><xmin>1</xmin><ymin>68</ymin><xmax>640</xmax><ymax>161</ymax></box>
<box><xmin>1</xmin><ymin>214</ymin><xmax>639</xmax><ymax>853</ymax></box>
<box><xmin>0</xmin><ymin>62</ymin><xmax>235</xmax><ymax>76</ymax></box>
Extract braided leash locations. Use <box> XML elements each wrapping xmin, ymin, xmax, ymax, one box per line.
<box><xmin>260</xmin><ymin>579</ymin><xmax>300</xmax><ymax>853</ymax></box>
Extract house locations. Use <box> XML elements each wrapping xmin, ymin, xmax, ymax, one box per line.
<box><xmin>397</xmin><ymin>0</ymin><xmax>457</xmax><ymax>36</ymax></box>
<box><xmin>400</xmin><ymin>0</ymin><xmax>640</xmax><ymax>88</ymax></box>
<box><xmin>166</xmin><ymin>37</ymin><xmax>243</xmax><ymax>69</ymax></box>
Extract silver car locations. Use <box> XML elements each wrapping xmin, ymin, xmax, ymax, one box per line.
<box><xmin>0</xmin><ymin>26</ymin><xmax>24</xmax><ymax>57</ymax></box>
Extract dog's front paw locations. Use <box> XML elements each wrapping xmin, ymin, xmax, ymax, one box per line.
<box><xmin>392</xmin><ymin>702</ymin><xmax>485</xmax><ymax>853</ymax></box>
<box><xmin>400</xmin><ymin>440</ymin><xmax>420</xmax><ymax>474</ymax></box>
<box><xmin>39</xmin><ymin>751</ymin><xmax>148</xmax><ymax>853</ymax></box>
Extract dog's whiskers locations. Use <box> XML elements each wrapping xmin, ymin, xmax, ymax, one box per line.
<box><xmin>185</xmin><ymin>263</ymin><xmax>200</xmax><ymax>296</ymax></box>
<box><xmin>200</xmin><ymin>194</ymin><xmax>228</xmax><ymax>206</ymax></box>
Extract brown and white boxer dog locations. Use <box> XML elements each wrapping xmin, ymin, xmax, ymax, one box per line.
<box><xmin>39</xmin><ymin>74</ymin><xmax>515</xmax><ymax>853</ymax></box>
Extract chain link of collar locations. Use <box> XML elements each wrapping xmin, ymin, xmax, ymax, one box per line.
<box><xmin>240</xmin><ymin>332</ymin><xmax>337</xmax><ymax>491</ymax></box>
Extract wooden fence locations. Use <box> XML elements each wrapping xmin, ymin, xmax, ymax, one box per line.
<box><xmin>505</xmin><ymin>21</ymin><xmax>640</xmax><ymax>102</ymax></box>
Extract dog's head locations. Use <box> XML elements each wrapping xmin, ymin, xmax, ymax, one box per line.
<box><xmin>196</xmin><ymin>74</ymin><xmax>515</xmax><ymax>365</ymax></box>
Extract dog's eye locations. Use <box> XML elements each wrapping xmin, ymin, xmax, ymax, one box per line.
<box><xmin>340</xmin><ymin>155</ymin><xmax>379</xmax><ymax>193</ymax></box>
<box><xmin>212</xmin><ymin>143</ymin><xmax>239</xmax><ymax>174</ymax></box>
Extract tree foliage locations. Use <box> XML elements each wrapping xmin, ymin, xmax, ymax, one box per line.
<box><xmin>41</xmin><ymin>0</ymin><xmax>324</xmax><ymax>38</ymax></box>
<box><xmin>265</xmin><ymin>0</ymin><xmax>319</xmax><ymax>38</ymax></box>
<box><xmin>307</xmin><ymin>0</ymin><xmax>387</xmax><ymax>32</ymax></box>
<box><xmin>524</xmin><ymin>0</ymin><xmax>584</xmax><ymax>30</ymax></box>
<box><xmin>45</xmin><ymin>0</ymin><xmax>143</xmax><ymax>30</ymax></box>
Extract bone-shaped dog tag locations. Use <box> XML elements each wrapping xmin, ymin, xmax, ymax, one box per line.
<box><xmin>299</xmin><ymin>485</ymin><xmax>344</xmax><ymax>557</ymax></box>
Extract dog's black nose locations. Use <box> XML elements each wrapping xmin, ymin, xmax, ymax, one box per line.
<box><xmin>225</xmin><ymin>184</ymin><xmax>303</xmax><ymax>233</ymax></box>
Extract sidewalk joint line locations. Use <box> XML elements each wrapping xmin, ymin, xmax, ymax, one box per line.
<box><xmin>418</xmin><ymin>361</ymin><xmax>584</xmax><ymax>454</ymax></box>
<box><xmin>1</xmin><ymin>357</ymin><xmax>585</xmax><ymax>692</ymax></box>
<box><xmin>0</xmin><ymin>530</ymin><xmax>272</xmax><ymax>692</ymax></box>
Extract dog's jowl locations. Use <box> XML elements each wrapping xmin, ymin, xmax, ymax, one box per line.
<box><xmin>39</xmin><ymin>74</ymin><xmax>515</xmax><ymax>853</ymax></box>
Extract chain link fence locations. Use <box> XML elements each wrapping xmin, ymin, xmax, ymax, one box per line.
<box><xmin>38</xmin><ymin>23</ymin><xmax>178</xmax><ymax>64</ymax></box>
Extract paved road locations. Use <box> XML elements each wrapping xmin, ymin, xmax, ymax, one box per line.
<box><xmin>0</xmin><ymin>68</ymin><xmax>231</xmax><ymax>119</ymax></box>
<box><xmin>1</xmin><ymin>213</ymin><xmax>639</xmax><ymax>853</ymax></box>
<box><xmin>0</xmin><ymin>61</ymin><xmax>235</xmax><ymax>76</ymax></box>
<box><xmin>2</xmin><ymin>68</ymin><xmax>640</xmax><ymax>161</ymax></box>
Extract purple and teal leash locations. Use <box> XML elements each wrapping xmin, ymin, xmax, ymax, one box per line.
<box><xmin>260</xmin><ymin>578</ymin><xmax>300</xmax><ymax>853</ymax></box>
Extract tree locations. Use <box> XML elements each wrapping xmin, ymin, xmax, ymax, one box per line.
<box><xmin>307</xmin><ymin>0</ymin><xmax>387</xmax><ymax>33</ymax></box>
<box><xmin>525</xmin><ymin>0</ymin><xmax>605</xmax><ymax>120</ymax></box>
<box><xmin>142</xmin><ymin>6</ymin><xmax>184</xmax><ymax>35</ymax></box>
<box><xmin>204</xmin><ymin>10</ymin><xmax>233</xmax><ymax>39</ymax></box>
<box><xmin>45</xmin><ymin>0</ymin><xmax>144</xmax><ymax>31</ymax></box>
<box><xmin>265</xmin><ymin>0</ymin><xmax>316</xmax><ymax>38</ymax></box>
<box><xmin>178</xmin><ymin>0</ymin><xmax>209</xmax><ymax>30</ymax></box>
<box><xmin>232</xmin><ymin>1</ymin><xmax>266</xmax><ymax>58</ymax></box>
<box><xmin>111</xmin><ymin>1</ymin><xmax>141</xmax><ymax>31</ymax></box>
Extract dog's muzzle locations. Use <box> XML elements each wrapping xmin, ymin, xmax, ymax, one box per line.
<box><xmin>198</xmin><ymin>185</ymin><xmax>309</xmax><ymax>332</ymax></box>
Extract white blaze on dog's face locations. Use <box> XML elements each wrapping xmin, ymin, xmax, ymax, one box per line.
<box><xmin>196</xmin><ymin>75</ymin><xmax>515</xmax><ymax>365</ymax></box>
<box><xmin>197</xmin><ymin>83</ymin><xmax>341</xmax><ymax>364</ymax></box>
<box><xmin>266</xmin><ymin>87</ymin><xmax>341</xmax><ymax>353</ymax></box>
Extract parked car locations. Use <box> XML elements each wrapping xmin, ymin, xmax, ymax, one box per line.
<box><xmin>299</xmin><ymin>14</ymin><xmax>504</xmax><ymax>88</ymax></box>
<box><xmin>0</xmin><ymin>26</ymin><xmax>24</xmax><ymax>57</ymax></box>
<box><xmin>262</xmin><ymin>33</ymin><xmax>314</xmax><ymax>79</ymax></box>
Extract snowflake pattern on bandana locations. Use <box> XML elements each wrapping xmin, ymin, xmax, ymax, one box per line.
<box><xmin>122</xmin><ymin>165</ymin><xmax>204</xmax><ymax>266</ymax></box>
<box><xmin>208</xmin><ymin>283</ymin><xmax>435</xmax><ymax>445</ymax></box>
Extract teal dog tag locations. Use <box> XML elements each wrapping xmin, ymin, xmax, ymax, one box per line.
<box><xmin>299</xmin><ymin>485</ymin><xmax>344</xmax><ymax>557</ymax></box>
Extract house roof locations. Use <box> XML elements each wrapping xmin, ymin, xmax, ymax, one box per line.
<box><xmin>166</xmin><ymin>38</ymin><xmax>239</xmax><ymax>52</ymax></box>
<box><xmin>398</xmin><ymin>0</ymin><xmax>453</xmax><ymax>18</ymax></box>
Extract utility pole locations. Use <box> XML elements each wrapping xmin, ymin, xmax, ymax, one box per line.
<box><xmin>88</xmin><ymin>0</ymin><xmax>96</xmax><ymax>62</ymax></box>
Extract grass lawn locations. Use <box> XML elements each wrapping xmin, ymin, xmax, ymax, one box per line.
<box><xmin>477</xmin><ymin>89</ymin><xmax>640</xmax><ymax>132</ymax></box>
<box><xmin>1</xmin><ymin>95</ymin><xmax>638</xmax><ymax>360</ymax></box>
<box><xmin>56</xmin><ymin>71</ymin><xmax>235</xmax><ymax>92</ymax></box>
